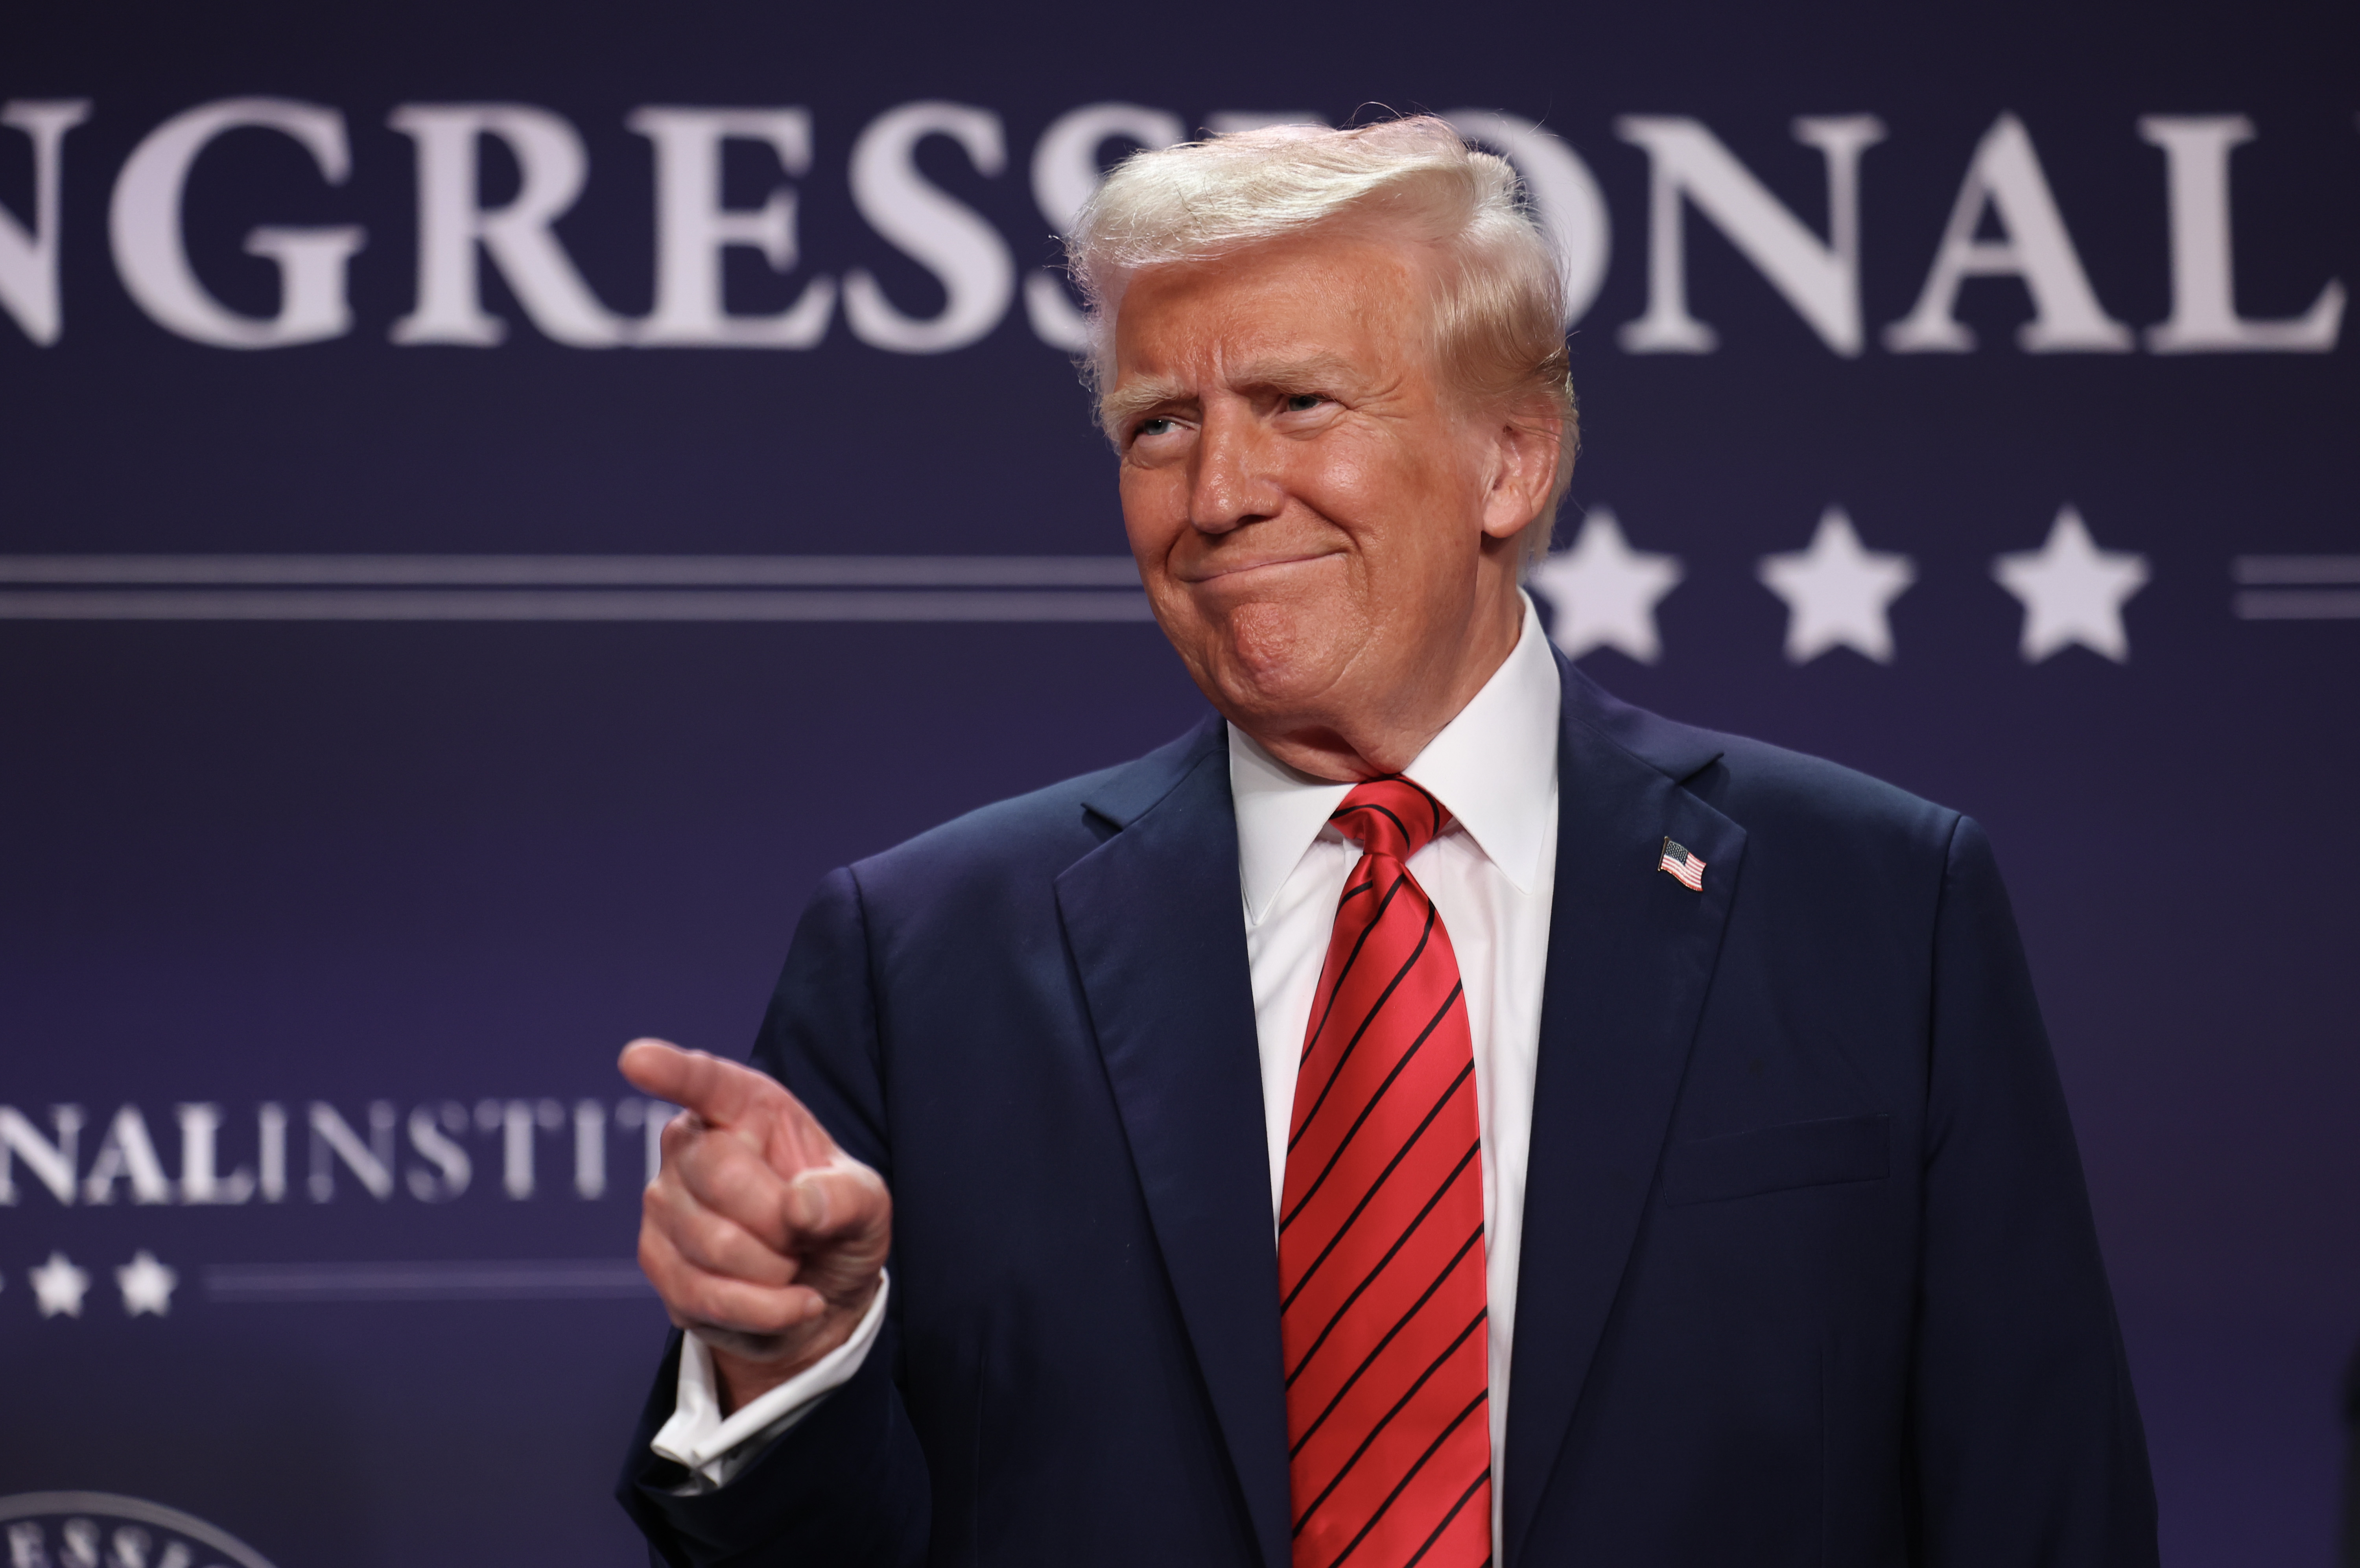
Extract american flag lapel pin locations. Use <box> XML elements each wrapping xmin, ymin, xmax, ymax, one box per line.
<box><xmin>1658</xmin><ymin>837</ymin><xmax>1705</xmax><ymax>892</ymax></box>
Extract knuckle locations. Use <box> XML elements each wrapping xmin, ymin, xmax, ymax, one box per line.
<box><xmin>686</xmin><ymin>1209</ymin><xmax>751</xmax><ymax>1273</ymax></box>
<box><xmin>643</xmin><ymin>1175</ymin><xmax>697</xmax><ymax>1230</ymax></box>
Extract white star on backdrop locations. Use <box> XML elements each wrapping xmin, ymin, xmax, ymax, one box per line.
<box><xmin>30</xmin><ymin>1251</ymin><xmax>91</xmax><ymax>1318</ymax></box>
<box><xmin>116</xmin><ymin>1249</ymin><xmax>178</xmax><ymax>1317</ymax></box>
<box><xmin>1991</xmin><ymin>506</ymin><xmax>2150</xmax><ymax>663</ymax></box>
<box><xmin>1757</xmin><ymin>508</ymin><xmax>1918</xmax><ymax>664</ymax></box>
<box><xmin>1529</xmin><ymin>508</ymin><xmax>1685</xmax><ymax>662</ymax></box>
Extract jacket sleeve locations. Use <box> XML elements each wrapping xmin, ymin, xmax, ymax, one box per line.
<box><xmin>616</xmin><ymin>867</ymin><xmax>932</xmax><ymax>1567</ymax></box>
<box><xmin>1909</xmin><ymin>816</ymin><xmax>2158</xmax><ymax>1564</ymax></box>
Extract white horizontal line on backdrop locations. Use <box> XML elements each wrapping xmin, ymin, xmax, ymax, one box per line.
<box><xmin>0</xmin><ymin>555</ymin><xmax>1152</xmax><ymax>620</ymax></box>
<box><xmin>205</xmin><ymin>1258</ymin><xmax>653</xmax><ymax>1301</ymax></box>
<box><xmin>2231</xmin><ymin>589</ymin><xmax>2360</xmax><ymax>621</ymax></box>
<box><xmin>0</xmin><ymin>554</ymin><xmax>1145</xmax><ymax>587</ymax></box>
<box><xmin>2231</xmin><ymin>555</ymin><xmax>2360</xmax><ymax>586</ymax></box>
<box><xmin>0</xmin><ymin>588</ymin><xmax>1156</xmax><ymax>621</ymax></box>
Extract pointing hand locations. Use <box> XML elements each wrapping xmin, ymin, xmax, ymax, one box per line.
<box><xmin>620</xmin><ymin>1037</ymin><xmax>891</xmax><ymax>1412</ymax></box>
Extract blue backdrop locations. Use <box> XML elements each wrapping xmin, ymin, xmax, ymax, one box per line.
<box><xmin>3</xmin><ymin>3</ymin><xmax>2355</xmax><ymax>1564</ymax></box>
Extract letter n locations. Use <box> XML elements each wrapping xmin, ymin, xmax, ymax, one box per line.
<box><xmin>0</xmin><ymin>100</ymin><xmax>91</xmax><ymax>345</ymax></box>
<box><xmin>1616</xmin><ymin>114</ymin><xmax>1886</xmax><ymax>355</ymax></box>
<box><xmin>308</xmin><ymin>1101</ymin><xmax>397</xmax><ymax>1201</ymax></box>
<box><xmin>0</xmin><ymin>1104</ymin><xmax>84</xmax><ymax>1204</ymax></box>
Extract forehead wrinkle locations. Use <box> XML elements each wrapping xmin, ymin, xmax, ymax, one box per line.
<box><xmin>1104</xmin><ymin>347</ymin><xmax>1375</xmax><ymax>424</ymax></box>
<box><xmin>1222</xmin><ymin>350</ymin><xmax>1367</xmax><ymax>394</ymax></box>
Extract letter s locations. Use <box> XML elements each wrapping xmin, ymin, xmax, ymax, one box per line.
<box><xmin>406</xmin><ymin>1102</ymin><xmax>472</xmax><ymax>1201</ymax></box>
<box><xmin>843</xmin><ymin>100</ymin><xmax>1014</xmax><ymax>353</ymax></box>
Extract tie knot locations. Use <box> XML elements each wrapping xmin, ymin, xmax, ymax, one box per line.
<box><xmin>1332</xmin><ymin>777</ymin><xmax>1448</xmax><ymax>862</ymax></box>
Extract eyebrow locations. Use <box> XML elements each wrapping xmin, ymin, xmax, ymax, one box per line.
<box><xmin>1099</xmin><ymin>376</ymin><xmax>1187</xmax><ymax>433</ymax></box>
<box><xmin>1099</xmin><ymin>353</ymin><xmax>1367</xmax><ymax>433</ymax></box>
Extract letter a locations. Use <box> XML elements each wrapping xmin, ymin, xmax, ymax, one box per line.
<box><xmin>1886</xmin><ymin>112</ymin><xmax>2131</xmax><ymax>353</ymax></box>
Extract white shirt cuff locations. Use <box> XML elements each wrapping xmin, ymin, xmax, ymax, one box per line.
<box><xmin>649</xmin><ymin>1271</ymin><xmax>891</xmax><ymax>1490</ymax></box>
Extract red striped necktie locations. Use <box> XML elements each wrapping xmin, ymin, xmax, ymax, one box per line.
<box><xmin>1279</xmin><ymin>776</ymin><xmax>1491</xmax><ymax>1568</ymax></box>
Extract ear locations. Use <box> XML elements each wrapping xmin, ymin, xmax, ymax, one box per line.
<box><xmin>1479</xmin><ymin>409</ymin><xmax>1565</xmax><ymax>542</ymax></box>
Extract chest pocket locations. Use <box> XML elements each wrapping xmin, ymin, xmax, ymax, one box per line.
<box><xmin>1661</xmin><ymin>1113</ymin><xmax>1890</xmax><ymax>1206</ymax></box>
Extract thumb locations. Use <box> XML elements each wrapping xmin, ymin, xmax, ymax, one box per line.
<box><xmin>780</xmin><ymin>1160</ymin><xmax>894</xmax><ymax>1306</ymax></box>
<box><xmin>784</xmin><ymin>1161</ymin><xmax>890</xmax><ymax>1241</ymax></box>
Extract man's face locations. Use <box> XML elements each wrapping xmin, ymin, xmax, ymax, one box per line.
<box><xmin>1109</xmin><ymin>230</ymin><xmax>1532</xmax><ymax>776</ymax></box>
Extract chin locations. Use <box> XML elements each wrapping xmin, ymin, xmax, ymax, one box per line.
<box><xmin>1209</xmin><ymin>602</ymin><xmax>1353</xmax><ymax>709</ymax></box>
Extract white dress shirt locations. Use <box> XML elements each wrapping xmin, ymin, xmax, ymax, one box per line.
<box><xmin>659</xmin><ymin>596</ymin><xmax>1564</xmax><ymax>1538</ymax></box>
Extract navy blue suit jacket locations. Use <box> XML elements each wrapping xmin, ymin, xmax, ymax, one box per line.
<box><xmin>620</xmin><ymin>659</ymin><xmax>2156</xmax><ymax>1566</ymax></box>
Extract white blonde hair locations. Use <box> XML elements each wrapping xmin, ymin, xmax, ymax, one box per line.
<box><xmin>1065</xmin><ymin>115</ymin><xmax>1578</xmax><ymax>561</ymax></box>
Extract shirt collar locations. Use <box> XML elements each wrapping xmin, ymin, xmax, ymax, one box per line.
<box><xmin>1229</xmin><ymin>593</ymin><xmax>1562</xmax><ymax>925</ymax></box>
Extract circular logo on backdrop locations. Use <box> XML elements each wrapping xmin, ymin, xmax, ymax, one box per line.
<box><xmin>0</xmin><ymin>1493</ymin><xmax>279</xmax><ymax>1568</ymax></box>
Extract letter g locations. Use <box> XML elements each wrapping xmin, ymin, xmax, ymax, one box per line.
<box><xmin>110</xmin><ymin>96</ymin><xmax>365</xmax><ymax>348</ymax></box>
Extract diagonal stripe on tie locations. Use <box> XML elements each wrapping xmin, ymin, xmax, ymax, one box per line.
<box><xmin>1280</xmin><ymin>777</ymin><xmax>1491</xmax><ymax>1568</ymax></box>
<box><xmin>1281</xmin><ymin>982</ymin><xmax>1464</xmax><ymax>1236</ymax></box>
<box><xmin>1281</xmin><ymin>1067</ymin><xmax>1473</xmax><ymax>1317</ymax></box>
<box><xmin>1287</xmin><ymin>1138</ymin><xmax>1482</xmax><ymax>1400</ymax></box>
<box><xmin>1291</xmin><ymin>1305</ymin><xmax>1490</xmax><ymax>1529</ymax></box>
<box><xmin>1291</xmin><ymin>886</ymin><xmax>1434</xmax><ymax>1152</ymax></box>
<box><xmin>1291</xmin><ymin>1220</ymin><xmax>1486</xmax><ymax>1448</ymax></box>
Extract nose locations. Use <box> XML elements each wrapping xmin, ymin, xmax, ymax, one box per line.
<box><xmin>1186</xmin><ymin>403</ymin><xmax>1286</xmax><ymax>536</ymax></box>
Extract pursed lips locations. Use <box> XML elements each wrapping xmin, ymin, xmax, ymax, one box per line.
<box><xmin>1175</xmin><ymin>551</ymin><xmax>1345</xmax><ymax>587</ymax></box>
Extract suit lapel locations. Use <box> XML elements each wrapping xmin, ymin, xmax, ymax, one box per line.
<box><xmin>1502</xmin><ymin>660</ymin><xmax>1746</xmax><ymax>1566</ymax></box>
<box><xmin>1056</xmin><ymin>720</ymin><xmax>1293</xmax><ymax>1568</ymax></box>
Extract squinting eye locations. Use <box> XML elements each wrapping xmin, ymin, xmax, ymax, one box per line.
<box><xmin>1284</xmin><ymin>394</ymin><xmax>1325</xmax><ymax>412</ymax></box>
<box><xmin>1134</xmin><ymin>416</ymin><xmax>1175</xmax><ymax>439</ymax></box>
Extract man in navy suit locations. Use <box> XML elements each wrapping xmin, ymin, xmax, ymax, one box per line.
<box><xmin>615</xmin><ymin>117</ymin><xmax>2156</xmax><ymax>1566</ymax></box>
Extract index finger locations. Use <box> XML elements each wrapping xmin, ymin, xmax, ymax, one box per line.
<box><xmin>619</xmin><ymin>1038</ymin><xmax>793</xmax><ymax>1132</ymax></box>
